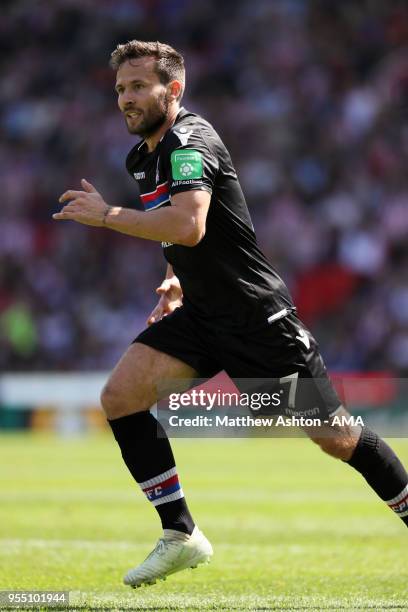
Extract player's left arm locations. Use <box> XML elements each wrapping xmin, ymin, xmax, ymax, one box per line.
<box><xmin>55</xmin><ymin>179</ymin><xmax>210</xmax><ymax>247</ymax></box>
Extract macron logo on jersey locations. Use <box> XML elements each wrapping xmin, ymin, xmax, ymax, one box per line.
<box><xmin>175</xmin><ymin>127</ymin><xmax>193</xmax><ymax>146</ymax></box>
<box><xmin>134</xmin><ymin>171</ymin><xmax>145</xmax><ymax>180</ymax></box>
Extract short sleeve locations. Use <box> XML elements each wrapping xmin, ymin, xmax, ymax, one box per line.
<box><xmin>162</xmin><ymin>127</ymin><xmax>219</xmax><ymax>198</ymax></box>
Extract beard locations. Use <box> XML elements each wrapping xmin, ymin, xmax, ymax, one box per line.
<box><xmin>125</xmin><ymin>92</ymin><xmax>169</xmax><ymax>138</ymax></box>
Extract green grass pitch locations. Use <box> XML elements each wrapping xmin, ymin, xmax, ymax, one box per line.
<box><xmin>0</xmin><ymin>433</ymin><xmax>407</xmax><ymax>611</ymax></box>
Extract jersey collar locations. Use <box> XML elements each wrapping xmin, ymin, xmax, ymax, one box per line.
<box><xmin>174</xmin><ymin>106</ymin><xmax>189</xmax><ymax>123</ymax></box>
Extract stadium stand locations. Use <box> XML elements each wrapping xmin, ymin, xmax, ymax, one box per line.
<box><xmin>1</xmin><ymin>0</ymin><xmax>408</xmax><ymax>375</ymax></box>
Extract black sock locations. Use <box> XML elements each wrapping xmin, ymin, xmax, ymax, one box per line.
<box><xmin>108</xmin><ymin>411</ymin><xmax>195</xmax><ymax>535</ymax></box>
<box><xmin>346</xmin><ymin>428</ymin><xmax>408</xmax><ymax>526</ymax></box>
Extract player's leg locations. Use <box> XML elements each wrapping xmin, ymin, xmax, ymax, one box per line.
<box><xmin>222</xmin><ymin>312</ymin><xmax>408</xmax><ymax>526</ymax></box>
<box><xmin>306</xmin><ymin>408</ymin><xmax>408</xmax><ymax>526</ymax></box>
<box><xmin>101</xmin><ymin>340</ymin><xmax>196</xmax><ymax>418</ymax></box>
<box><xmin>101</xmin><ymin>307</ymin><xmax>220</xmax><ymax>587</ymax></box>
<box><xmin>101</xmin><ymin>341</ymin><xmax>199</xmax><ymax>536</ymax></box>
<box><xmin>101</xmin><ymin>342</ymin><xmax>213</xmax><ymax>587</ymax></box>
<box><xmin>280</xmin><ymin>314</ymin><xmax>408</xmax><ymax>527</ymax></box>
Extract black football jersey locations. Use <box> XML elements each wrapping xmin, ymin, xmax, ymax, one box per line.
<box><xmin>126</xmin><ymin>107</ymin><xmax>295</xmax><ymax>331</ymax></box>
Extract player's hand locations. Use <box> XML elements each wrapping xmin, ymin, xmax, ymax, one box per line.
<box><xmin>147</xmin><ymin>277</ymin><xmax>183</xmax><ymax>325</ymax></box>
<box><xmin>54</xmin><ymin>179</ymin><xmax>110</xmax><ymax>226</ymax></box>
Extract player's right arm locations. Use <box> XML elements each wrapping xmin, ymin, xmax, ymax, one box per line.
<box><xmin>55</xmin><ymin>179</ymin><xmax>209</xmax><ymax>247</ymax></box>
<box><xmin>147</xmin><ymin>264</ymin><xmax>183</xmax><ymax>326</ymax></box>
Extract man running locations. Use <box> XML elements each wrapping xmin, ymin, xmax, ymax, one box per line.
<box><xmin>55</xmin><ymin>40</ymin><xmax>408</xmax><ymax>588</ymax></box>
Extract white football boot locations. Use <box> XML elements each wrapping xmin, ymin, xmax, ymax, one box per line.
<box><xmin>124</xmin><ymin>526</ymin><xmax>213</xmax><ymax>588</ymax></box>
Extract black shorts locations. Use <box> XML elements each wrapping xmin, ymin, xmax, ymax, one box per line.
<box><xmin>134</xmin><ymin>307</ymin><xmax>342</xmax><ymax>418</ymax></box>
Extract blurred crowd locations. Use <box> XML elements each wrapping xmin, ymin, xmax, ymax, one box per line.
<box><xmin>1</xmin><ymin>0</ymin><xmax>408</xmax><ymax>373</ymax></box>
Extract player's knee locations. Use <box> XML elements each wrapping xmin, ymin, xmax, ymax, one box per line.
<box><xmin>311</xmin><ymin>434</ymin><xmax>358</xmax><ymax>461</ymax></box>
<box><xmin>100</xmin><ymin>381</ymin><xmax>121</xmax><ymax>418</ymax></box>
<box><xmin>100</xmin><ymin>380</ymin><xmax>149</xmax><ymax>419</ymax></box>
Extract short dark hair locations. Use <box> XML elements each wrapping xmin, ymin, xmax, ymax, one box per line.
<box><xmin>110</xmin><ymin>40</ymin><xmax>185</xmax><ymax>100</ymax></box>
